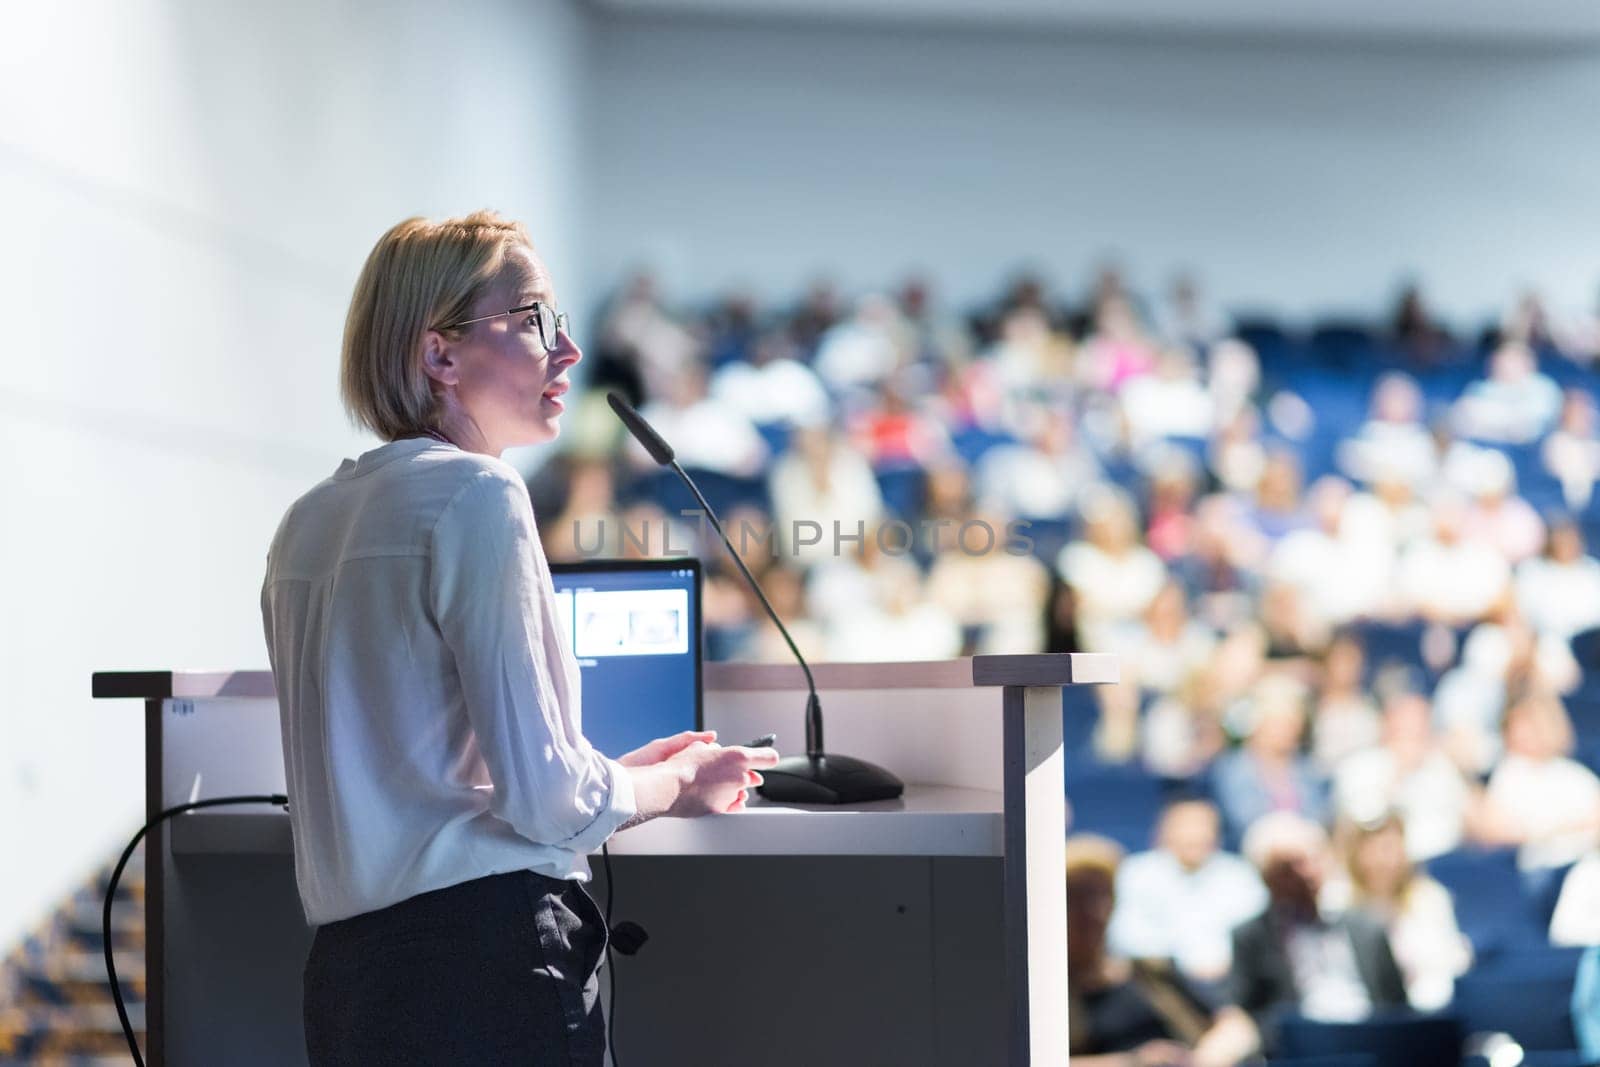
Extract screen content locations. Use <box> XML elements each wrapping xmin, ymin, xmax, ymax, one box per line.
<box><xmin>550</xmin><ymin>563</ymin><xmax>701</xmax><ymax>761</ymax></box>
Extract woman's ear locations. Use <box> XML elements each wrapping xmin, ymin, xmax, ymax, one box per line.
<box><xmin>421</xmin><ymin>329</ymin><xmax>458</xmax><ymax>387</ymax></box>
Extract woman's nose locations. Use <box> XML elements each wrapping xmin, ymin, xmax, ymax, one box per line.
<box><xmin>552</xmin><ymin>331</ymin><xmax>583</xmax><ymax>368</ymax></box>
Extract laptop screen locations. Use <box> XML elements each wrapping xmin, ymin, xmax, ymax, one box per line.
<box><xmin>549</xmin><ymin>558</ymin><xmax>703</xmax><ymax>761</ymax></box>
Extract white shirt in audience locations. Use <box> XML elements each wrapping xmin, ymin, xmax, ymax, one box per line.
<box><xmin>1551</xmin><ymin>852</ymin><xmax>1600</xmax><ymax>946</ymax></box>
<box><xmin>710</xmin><ymin>358</ymin><xmax>831</xmax><ymax>428</ymax></box>
<box><xmin>1486</xmin><ymin>753</ymin><xmax>1600</xmax><ymax>871</ymax></box>
<box><xmin>1058</xmin><ymin>541</ymin><xmax>1167</xmax><ymax>649</ymax></box>
<box><xmin>1322</xmin><ymin>875</ymin><xmax>1471</xmax><ymax>1012</ymax></box>
<box><xmin>636</xmin><ymin>397</ymin><xmax>768</xmax><ymax>477</ymax></box>
<box><xmin>1107</xmin><ymin>849</ymin><xmax>1267</xmax><ymax>980</ymax></box>
<box><xmin>1334</xmin><ymin>748</ymin><xmax>1468</xmax><ymax>862</ymax></box>
<box><xmin>1517</xmin><ymin>554</ymin><xmax>1600</xmax><ymax>640</ymax></box>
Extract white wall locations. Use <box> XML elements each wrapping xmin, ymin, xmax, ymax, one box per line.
<box><xmin>587</xmin><ymin>15</ymin><xmax>1600</xmax><ymax>326</ymax></box>
<box><xmin>0</xmin><ymin>0</ymin><xmax>590</xmax><ymax>950</ymax></box>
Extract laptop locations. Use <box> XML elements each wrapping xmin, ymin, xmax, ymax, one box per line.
<box><xmin>549</xmin><ymin>557</ymin><xmax>703</xmax><ymax>760</ymax></box>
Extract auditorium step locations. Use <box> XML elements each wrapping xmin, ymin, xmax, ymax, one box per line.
<box><xmin>0</xmin><ymin>841</ymin><xmax>147</xmax><ymax>1061</ymax></box>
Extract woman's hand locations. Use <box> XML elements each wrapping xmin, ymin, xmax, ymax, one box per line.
<box><xmin>617</xmin><ymin>730</ymin><xmax>718</xmax><ymax>769</ymax></box>
<box><xmin>665</xmin><ymin>740</ymin><xmax>781</xmax><ymax>817</ymax></box>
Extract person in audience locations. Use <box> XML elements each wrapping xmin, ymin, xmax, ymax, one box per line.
<box><xmin>1323</xmin><ymin>814</ymin><xmax>1471</xmax><ymax>1011</ymax></box>
<box><xmin>597</xmin><ymin>269</ymin><xmax>698</xmax><ymax>400</ymax></box>
<box><xmin>1143</xmin><ymin>452</ymin><xmax>1200</xmax><ymax>562</ymax></box>
<box><xmin>1042</xmin><ymin>574</ymin><xmax>1083</xmax><ymax>654</ymax></box>
<box><xmin>709</xmin><ymin>329</ymin><xmax>831</xmax><ymax>429</ymax></box>
<box><xmin>1120</xmin><ymin>346</ymin><xmax>1214</xmax><ymax>445</ymax></box>
<box><xmin>1517</xmin><ymin>517</ymin><xmax>1600</xmax><ymax>643</ymax></box>
<box><xmin>1498</xmin><ymin>290</ymin><xmax>1561</xmax><ymax>353</ymax></box>
<box><xmin>1107</xmin><ymin>800</ymin><xmax>1268</xmax><ymax>990</ymax></box>
<box><xmin>1337</xmin><ymin>372</ymin><xmax>1436</xmax><ymax>490</ymax></box>
<box><xmin>1270</xmin><ymin>476</ymin><xmax>1389</xmax><ymax>630</ymax></box>
<box><xmin>806</xmin><ymin>519</ymin><xmax>925</xmax><ymax>628</ymax></box>
<box><xmin>788</xmin><ymin>277</ymin><xmax>843</xmax><ymax>359</ymax></box>
<box><xmin>1257</xmin><ymin>581</ymin><xmax>1327</xmax><ymax>673</ymax></box>
<box><xmin>1396</xmin><ymin>492</ymin><xmax>1511</xmax><ymax>625</ymax></box>
<box><xmin>1213</xmin><ymin>674</ymin><xmax>1329</xmax><ymax>844</ymax></box>
<box><xmin>1111</xmin><ymin>580</ymin><xmax>1218</xmax><ymax>698</ymax></box>
<box><xmin>1475</xmin><ymin>690</ymin><xmax>1600</xmax><ymax>878</ymax></box>
<box><xmin>975</xmin><ymin>405</ymin><xmax>1101</xmax><ymax>523</ymax></box>
<box><xmin>1208</xmin><ymin>408</ymin><xmax>1268</xmax><ymax>496</ymax></box>
<box><xmin>851</xmin><ymin>374</ymin><xmax>953</xmax><ymax>471</ymax></box>
<box><xmin>736</xmin><ymin>563</ymin><xmax>827</xmax><ymax>665</ymax></box>
<box><xmin>1156</xmin><ymin>272</ymin><xmax>1231</xmax><ymax>355</ymax></box>
<box><xmin>1142</xmin><ymin>665</ymin><xmax>1231</xmax><ymax>779</ymax></box>
<box><xmin>537</xmin><ymin>455</ymin><xmax>619</xmax><ymax>562</ymax></box>
<box><xmin>1390</xmin><ymin>283</ymin><xmax>1452</xmax><ymax>366</ymax></box>
<box><xmin>1335</xmin><ymin>690</ymin><xmax>1470</xmax><ymax>862</ymax></box>
<box><xmin>767</xmin><ymin>425</ymin><xmax>883</xmax><ymax>566</ymax></box>
<box><xmin>1308</xmin><ymin>629</ymin><xmax>1381</xmax><ymax>773</ymax></box>
<box><xmin>1228</xmin><ymin>813</ymin><xmax>1408</xmax><ymax>1050</ymax></box>
<box><xmin>1544</xmin><ymin>389</ymin><xmax>1600</xmax><ymax>512</ymax></box>
<box><xmin>812</xmin><ymin>293</ymin><xmax>909</xmax><ymax>391</ymax></box>
<box><xmin>1459</xmin><ymin>449</ymin><xmax>1544</xmax><ymax>564</ymax></box>
<box><xmin>1170</xmin><ymin>495</ymin><xmax>1260</xmax><ymax>632</ymax></box>
<box><xmin>1206</xmin><ymin>338</ymin><xmax>1260</xmax><ymax>428</ymax></box>
<box><xmin>1058</xmin><ymin>486</ymin><xmax>1168</xmax><ymax>651</ymax></box>
<box><xmin>1081</xmin><ymin>294</ymin><xmax>1159</xmax><ymax>393</ymax></box>
<box><xmin>1452</xmin><ymin>341</ymin><xmax>1562</xmax><ymax>444</ymax></box>
<box><xmin>1066</xmin><ymin>835</ymin><xmax>1258</xmax><ymax>1066</ymax></box>
<box><xmin>1550</xmin><ymin>848</ymin><xmax>1600</xmax><ymax>946</ymax></box>
<box><xmin>824</xmin><ymin>563</ymin><xmax>961</xmax><ymax>662</ymax></box>
<box><xmin>1577</xmin><ymin>946</ymin><xmax>1600</xmax><ymax>1062</ymax></box>
<box><xmin>984</xmin><ymin>303</ymin><xmax>1076</xmax><ymax>408</ymax></box>
<box><xmin>925</xmin><ymin>509</ymin><xmax>1051</xmax><ymax>654</ymax></box>
<box><xmin>633</xmin><ymin>361</ymin><xmax>768</xmax><ymax>477</ymax></box>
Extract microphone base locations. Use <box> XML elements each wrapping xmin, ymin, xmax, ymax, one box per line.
<box><xmin>755</xmin><ymin>753</ymin><xmax>905</xmax><ymax>805</ymax></box>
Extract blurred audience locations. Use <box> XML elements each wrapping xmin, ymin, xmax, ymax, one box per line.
<box><xmin>1066</xmin><ymin>836</ymin><xmax>1257</xmax><ymax>1066</ymax></box>
<box><xmin>1213</xmin><ymin>675</ymin><xmax>1329</xmax><ymax>843</ymax></box>
<box><xmin>565</xmin><ymin>267</ymin><xmax>1600</xmax><ymax>1043</ymax></box>
<box><xmin>1229</xmin><ymin>814</ymin><xmax>1407</xmax><ymax>1050</ymax></box>
<box><xmin>1323</xmin><ymin>814</ymin><xmax>1471</xmax><ymax>1011</ymax></box>
<box><xmin>1476</xmin><ymin>691</ymin><xmax>1600</xmax><ymax>876</ymax></box>
<box><xmin>1334</xmin><ymin>690</ymin><xmax>1470</xmax><ymax>862</ymax></box>
<box><xmin>1107</xmin><ymin>800</ymin><xmax>1267</xmax><ymax>989</ymax></box>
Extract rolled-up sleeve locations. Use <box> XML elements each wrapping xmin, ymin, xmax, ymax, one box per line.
<box><xmin>429</xmin><ymin>468</ymin><xmax>637</xmax><ymax>853</ymax></box>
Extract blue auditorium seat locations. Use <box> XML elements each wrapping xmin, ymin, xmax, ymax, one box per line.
<box><xmin>1348</xmin><ymin>620</ymin><xmax>1433</xmax><ymax>687</ymax></box>
<box><xmin>1570</xmin><ymin>627</ymin><xmax>1600</xmax><ymax>674</ymax></box>
<box><xmin>754</xmin><ymin>421</ymin><xmax>791</xmax><ymax>457</ymax></box>
<box><xmin>1063</xmin><ymin>756</ymin><xmax>1164</xmax><ymax>853</ymax></box>
<box><xmin>1452</xmin><ymin>947</ymin><xmax>1586</xmax><ymax>1051</ymax></box>
<box><xmin>950</xmin><ymin>426</ymin><xmax>1015</xmax><ymax>466</ymax></box>
<box><xmin>1426</xmin><ymin>847</ymin><xmax>1546</xmax><ymax>958</ymax></box>
<box><xmin>632</xmin><ymin>466</ymin><xmax>770</xmax><ymax>521</ymax></box>
<box><xmin>1276</xmin><ymin>1013</ymin><xmax>1461</xmax><ymax>1067</ymax></box>
<box><xmin>1018</xmin><ymin>516</ymin><xmax>1073</xmax><ymax>568</ymax></box>
<box><xmin>1234</xmin><ymin>317</ymin><xmax>1296</xmax><ymax>369</ymax></box>
<box><xmin>1061</xmin><ymin>685</ymin><xmax>1098</xmax><ymax>755</ymax></box>
<box><xmin>1308</xmin><ymin>322</ymin><xmax>1381</xmax><ymax>369</ymax></box>
<box><xmin>1267</xmin><ymin>1057</ymin><xmax>1378</xmax><ymax>1067</ymax></box>
<box><xmin>873</xmin><ymin>465</ymin><xmax>926</xmax><ymax>521</ymax></box>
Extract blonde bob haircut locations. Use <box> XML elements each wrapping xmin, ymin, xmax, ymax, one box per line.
<box><xmin>341</xmin><ymin>210</ymin><xmax>534</xmax><ymax>441</ymax></box>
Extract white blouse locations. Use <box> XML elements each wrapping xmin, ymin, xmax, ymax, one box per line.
<box><xmin>261</xmin><ymin>437</ymin><xmax>636</xmax><ymax>925</ymax></box>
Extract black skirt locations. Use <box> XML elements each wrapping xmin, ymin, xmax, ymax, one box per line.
<box><xmin>302</xmin><ymin>869</ymin><xmax>609</xmax><ymax>1066</ymax></box>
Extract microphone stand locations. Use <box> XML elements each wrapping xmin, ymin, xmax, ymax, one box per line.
<box><xmin>607</xmin><ymin>391</ymin><xmax>901</xmax><ymax>803</ymax></box>
<box><xmin>670</xmin><ymin>458</ymin><xmax>903</xmax><ymax>804</ymax></box>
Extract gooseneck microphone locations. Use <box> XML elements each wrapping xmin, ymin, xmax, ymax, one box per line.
<box><xmin>607</xmin><ymin>392</ymin><xmax>903</xmax><ymax>804</ymax></box>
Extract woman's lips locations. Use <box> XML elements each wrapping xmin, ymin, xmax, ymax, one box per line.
<box><xmin>542</xmin><ymin>382</ymin><xmax>568</xmax><ymax>410</ymax></box>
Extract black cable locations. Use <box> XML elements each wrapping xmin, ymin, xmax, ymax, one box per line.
<box><xmin>601</xmin><ymin>840</ymin><xmax>620</xmax><ymax>1067</ymax></box>
<box><xmin>103</xmin><ymin>793</ymin><xmax>289</xmax><ymax>1067</ymax></box>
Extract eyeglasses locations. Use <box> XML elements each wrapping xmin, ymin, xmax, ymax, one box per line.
<box><xmin>436</xmin><ymin>301</ymin><xmax>570</xmax><ymax>353</ymax></box>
